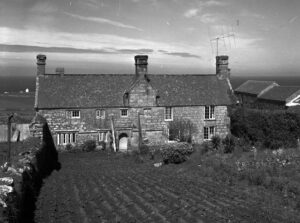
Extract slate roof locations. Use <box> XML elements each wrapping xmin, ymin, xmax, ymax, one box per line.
<box><xmin>235</xmin><ymin>80</ymin><xmax>277</xmax><ymax>95</ymax></box>
<box><xmin>36</xmin><ymin>74</ymin><xmax>232</xmax><ymax>109</ymax></box>
<box><xmin>258</xmin><ymin>86</ymin><xmax>300</xmax><ymax>102</ymax></box>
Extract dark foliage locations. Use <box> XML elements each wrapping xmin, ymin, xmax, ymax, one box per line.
<box><xmin>81</xmin><ymin>140</ymin><xmax>96</xmax><ymax>152</ymax></box>
<box><xmin>168</xmin><ymin>118</ymin><xmax>197</xmax><ymax>143</ymax></box>
<box><xmin>161</xmin><ymin>143</ymin><xmax>194</xmax><ymax>164</ymax></box>
<box><xmin>139</xmin><ymin>144</ymin><xmax>149</xmax><ymax>155</ymax></box>
<box><xmin>222</xmin><ymin>135</ymin><xmax>236</xmax><ymax>153</ymax></box>
<box><xmin>36</xmin><ymin>123</ymin><xmax>61</xmax><ymax>178</ymax></box>
<box><xmin>231</xmin><ymin>108</ymin><xmax>300</xmax><ymax>149</ymax></box>
<box><xmin>211</xmin><ymin>135</ymin><xmax>222</xmax><ymax>150</ymax></box>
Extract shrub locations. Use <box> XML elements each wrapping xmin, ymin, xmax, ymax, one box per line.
<box><xmin>139</xmin><ymin>144</ymin><xmax>149</xmax><ymax>155</ymax></box>
<box><xmin>81</xmin><ymin>140</ymin><xmax>96</xmax><ymax>152</ymax></box>
<box><xmin>161</xmin><ymin>143</ymin><xmax>194</xmax><ymax>164</ymax></box>
<box><xmin>211</xmin><ymin>135</ymin><xmax>221</xmax><ymax>150</ymax></box>
<box><xmin>222</xmin><ymin>135</ymin><xmax>235</xmax><ymax>153</ymax></box>
<box><xmin>199</xmin><ymin>141</ymin><xmax>213</xmax><ymax>154</ymax></box>
<box><xmin>168</xmin><ymin>118</ymin><xmax>197</xmax><ymax>143</ymax></box>
<box><xmin>65</xmin><ymin>143</ymin><xmax>73</xmax><ymax>151</ymax></box>
<box><xmin>230</xmin><ymin>108</ymin><xmax>300</xmax><ymax>149</ymax></box>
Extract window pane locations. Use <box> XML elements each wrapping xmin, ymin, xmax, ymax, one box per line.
<box><xmin>209</xmin><ymin>126</ymin><xmax>215</xmax><ymax>136</ymax></box>
<box><xmin>121</xmin><ymin>109</ymin><xmax>128</xmax><ymax>116</ymax></box>
<box><xmin>210</xmin><ymin>106</ymin><xmax>215</xmax><ymax>119</ymax></box>
<box><xmin>165</xmin><ymin>107</ymin><xmax>172</xmax><ymax>120</ymax></box>
<box><xmin>205</xmin><ymin>106</ymin><xmax>209</xmax><ymax>119</ymax></box>
<box><xmin>204</xmin><ymin>127</ymin><xmax>208</xmax><ymax>139</ymax></box>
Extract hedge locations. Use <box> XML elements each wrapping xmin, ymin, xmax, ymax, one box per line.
<box><xmin>231</xmin><ymin>108</ymin><xmax>300</xmax><ymax>149</ymax></box>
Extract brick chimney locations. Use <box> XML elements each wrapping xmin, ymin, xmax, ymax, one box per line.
<box><xmin>216</xmin><ymin>55</ymin><xmax>230</xmax><ymax>80</ymax></box>
<box><xmin>135</xmin><ymin>55</ymin><xmax>148</xmax><ymax>79</ymax></box>
<box><xmin>36</xmin><ymin>54</ymin><xmax>46</xmax><ymax>76</ymax></box>
<box><xmin>55</xmin><ymin>67</ymin><xmax>65</xmax><ymax>76</ymax></box>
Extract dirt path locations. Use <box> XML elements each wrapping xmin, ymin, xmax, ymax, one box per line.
<box><xmin>35</xmin><ymin>152</ymin><xmax>300</xmax><ymax>223</ymax></box>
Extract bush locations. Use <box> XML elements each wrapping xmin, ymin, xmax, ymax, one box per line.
<box><xmin>161</xmin><ymin>143</ymin><xmax>194</xmax><ymax>164</ymax></box>
<box><xmin>222</xmin><ymin>135</ymin><xmax>235</xmax><ymax>153</ymax></box>
<box><xmin>231</xmin><ymin>108</ymin><xmax>300</xmax><ymax>149</ymax></box>
<box><xmin>139</xmin><ymin>144</ymin><xmax>149</xmax><ymax>155</ymax></box>
<box><xmin>65</xmin><ymin>144</ymin><xmax>73</xmax><ymax>151</ymax></box>
<box><xmin>81</xmin><ymin>140</ymin><xmax>96</xmax><ymax>152</ymax></box>
<box><xmin>211</xmin><ymin>135</ymin><xmax>221</xmax><ymax>150</ymax></box>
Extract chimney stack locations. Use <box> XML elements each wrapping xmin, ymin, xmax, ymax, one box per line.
<box><xmin>55</xmin><ymin>67</ymin><xmax>65</xmax><ymax>76</ymax></box>
<box><xmin>216</xmin><ymin>55</ymin><xmax>230</xmax><ymax>80</ymax></box>
<box><xmin>36</xmin><ymin>54</ymin><xmax>46</xmax><ymax>76</ymax></box>
<box><xmin>135</xmin><ymin>55</ymin><xmax>148</xmax><ymax>79</ymax></box>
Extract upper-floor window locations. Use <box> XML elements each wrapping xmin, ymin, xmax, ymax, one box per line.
<box><xmin>205</xmin><ymin>105</ymin><xmax>215</xmax><ymax>120</ymax></box>
<box><xmin>71</xmin><ymin>110</ymin><xmax>80</xmax><ymax>119</ymax></box>
<box><xmin>120</xmin><ymin>109</ymin><xmax>128</xmax><ymax>117</ymax></box>
<box><xmin>204</xmin><ymin>126</ymin><xmax>215</xmax><ymax>140</ymax></box>
<box><xmin>96</xmin><ymin>109</ymin><xmax>105</xmax><ymax>119</ymax></box>
<box><xmin>165</xmin><ymin>107</ymin><xmax>173</xmax><ymax>121</ymax></box>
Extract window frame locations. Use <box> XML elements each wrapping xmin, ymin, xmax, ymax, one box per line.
<box><xmin>164</xmin><ymin>107</ymin><xmax>173</xmax><ymax>121</ymax></box>
<box><xmin>204</xmin><ymin>105</ymin><xmax>215</xmax><ymax>120</ymax></box>
<box><xmin>204</xmin><ymin>126</ymin><xmax>215</xmax><ymax>140</ymax></box>
<box><xmin>120</xmin><ymin>108</ymin><xmax>128</xmax><ymax>117</ymax></box>
<box><xmin>57</xmin><ymin>132</ymin><xmax>77</xmax><ymax>145</ymax></box>
<box><xmin>70</xmin><ymin>110</ymin><xmax>80</xmax><ymax>119</ymax></box>
<box><xmin>96</xmin><ymin>109</ymin><xmax>105</xmax><ymax>119</ymax></box>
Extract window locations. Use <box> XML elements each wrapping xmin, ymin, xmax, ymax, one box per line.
<box><xmin>204</xmin><ymin>126</ymin><xmax>215</xmax><ymax>140</ymax></box>
<box><xmin>144</xmin><ymin>108</ymin><xmax>151</xmax><ymax>117</ymax></box>
<box><xmin>98</xmin><ymin>132</ymin><xmax>106</xmax><ymax>142</ymax></box>
<box><xmin>165</xmin><ymin>107</ymin><xmax>173</xmax><ymax>121</ymax></box>
<box><xmin>57</xmin><ymin>132</ymin><xmax>76</xmax><ymax>145</ymax></box>
<box><xmin>96</xmin><ymin>109</ymin><xmax>105</xmax><ymax>119</ymax></box>
<box><xmin>71</xmin><ymin>110</ymin><xmax>80</xmax><ymax>119</ymax></box>
<box><xmin>120</xmin><ymin>109</ymin><xmax>128</xmax><ymax>117</ymax></box>
<box><xmin>205</xmin><ymin>105</ymin><xmax>215</xmax><ymax>120</ymax></box>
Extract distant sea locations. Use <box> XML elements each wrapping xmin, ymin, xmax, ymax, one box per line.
<box><xmin>0</xmin><ymin>75</ymin><xmax>300</xmax><ymax>93</ymax></box>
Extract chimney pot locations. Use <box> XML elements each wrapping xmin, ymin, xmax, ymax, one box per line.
<box><xmin>134</xmin><ymin>55</ymin><xmax>148</xmax><ymax>78</ymax></box>
<box><xmin>36</xmin><ymin>54</ymin><xmax>46</xmax><ymax>76</ymax></box>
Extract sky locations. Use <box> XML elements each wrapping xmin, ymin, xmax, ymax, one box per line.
<box><xmin>0</xmin><ymin>0</ymin><xmax>300</xmax><ymax>77</ymax></box>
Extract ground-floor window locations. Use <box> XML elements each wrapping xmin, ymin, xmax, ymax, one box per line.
<box><xmin>57</xmin><ymin>132</ymin><xmax>76</xmax><ymax>145</ymax></box>
<box><xmin>98</xmin><ymin>131</ymin><xmax>110</xmax><ymax>142</ymax></box>
<box><xmin>204</xmin><ymin>126</ymin><xmax>215</xmax><ymax>140</ymax></box>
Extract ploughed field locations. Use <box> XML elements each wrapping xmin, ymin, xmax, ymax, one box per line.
<box><xmin>35</xmin><ymin>152</ymin><xmax>299</xmax><ymax>223</ymax></box>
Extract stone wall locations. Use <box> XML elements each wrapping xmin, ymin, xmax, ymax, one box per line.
<box><xmin>39</xmin><ymin>105</ymin><xmax>230</xmax><ymax>147</ymax></box>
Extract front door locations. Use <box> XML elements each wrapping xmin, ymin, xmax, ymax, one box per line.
<box><xmin>119</xmin><ymin>136</ymin><xmax>128</xmax><ymax>151</ymax></box>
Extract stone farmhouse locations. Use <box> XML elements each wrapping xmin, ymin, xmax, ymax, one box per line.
<box><xmin>235</xmin><ymin>80</ymin><xmax>300</xmax><ymax>109</ymax></box>
<box><xmin>33</xmin><ymin>54</ymin><xmax>233</xmax><ymax>151</ymax></box>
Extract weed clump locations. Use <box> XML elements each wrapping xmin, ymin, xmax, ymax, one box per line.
<box><xmin>81</xmin><ymin>140</ymin><xmax>96</xmax><ymax>152</ymax></box>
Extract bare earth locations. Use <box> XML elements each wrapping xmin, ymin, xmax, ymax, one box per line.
<box><xmin>35</xmin><ymin>152</ymin><xmax>300</xmax><ymax>223</ymax></box>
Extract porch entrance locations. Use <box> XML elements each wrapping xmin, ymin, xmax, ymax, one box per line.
<box><xmin>119</xmin><ymin>133</ymin><xmax>128</xmax><ymax>152</ymax></box>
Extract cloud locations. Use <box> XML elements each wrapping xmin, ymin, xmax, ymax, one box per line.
<box><xmin>64</xmin><ymin>12</ymin><xmax>143</xmax><ymax>31</ymax></box>
<box><xmin>184</xmin><ymin>8</ymin><xmax>199</xmax><ymax>18</ymax></box>
<box><xmin>200</xmin><ymin>13</ymin><xmax>217</xmax><ymax>24</ymax></box>
<box><xmin>158</xmin><ymin>50</ymin><xmax>201</xmax><ymax>59</ymax></box>
<box><xmin>184</xmin><ymin>1</ymin><xmax>227</xmax><ymax>19</ymax></box>
<box><xmin>0</xmin><ymin>27</ymin><xmax>202</xmax><ymax>59</ymax></box>
<box><xmin>0</xmin><ymin>44</ymin><xmax>154</xmax><ymax>55</ymax></box>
